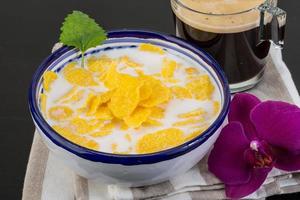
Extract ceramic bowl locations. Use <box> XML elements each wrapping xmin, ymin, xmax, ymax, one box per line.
<box><xmin>29</xmin><ymin>30</ymin><xmax>230</xmax><ymax>186</ymax></box>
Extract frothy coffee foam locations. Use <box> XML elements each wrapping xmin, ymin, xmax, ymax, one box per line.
<box><xmin>172</xmin><ymin>0</ymin><xmax>270</xmax><ymax>33</ymax></box>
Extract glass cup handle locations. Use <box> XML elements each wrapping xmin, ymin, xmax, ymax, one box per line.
<box><xmin>258</xmin><ymin>1</ymin><xmax>287</xmax><ymax>49</ymax></box>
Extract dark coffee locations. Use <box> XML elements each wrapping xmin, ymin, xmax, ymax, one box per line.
<box><xmin>174</xmin><ymin>15</ymin><xmax>271</xmax><ymax>84</ymax></box>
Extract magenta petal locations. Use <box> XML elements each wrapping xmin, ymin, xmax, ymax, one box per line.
<box><xmin>208</xmin><ymin>122</ymin><xmax>251</xmax><ymax>185</ymax></box>
<box><xmin>229</xmin><ymin>93</ymin><xmax>261</xmax><ymax>140</ymax></box>
<box><xmin>251</xmin><ymin>101</ymin><xmax>300</xmax><ymax>152</ymax></box>
<box><xmin>225</xmin><ymin>168</ymin><xmax>271</xmax><ymax>199</ymax></box>
<box><xmin>274</xmin><ymin>149</ymin><xmax>300</xmax><ymax>171</ymax></box>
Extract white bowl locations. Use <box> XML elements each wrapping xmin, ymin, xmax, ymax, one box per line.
<box><xmin>29</xmin><ymin>30</ymin><xmax>230</xmax><ymax>186</ymax></box>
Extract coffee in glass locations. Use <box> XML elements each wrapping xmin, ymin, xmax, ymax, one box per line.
<box><xmin>171</xmin><ymin>0</ymin><xmax>286</xmax><ymax>92</ymax></box>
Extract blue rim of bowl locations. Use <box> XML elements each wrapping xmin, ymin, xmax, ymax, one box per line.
<box><xmin>29</xmin><ymin>29</ymin><xmax>230</xmax><ymax>165</ymax></box>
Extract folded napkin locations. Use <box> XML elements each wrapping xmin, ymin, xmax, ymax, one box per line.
<box><xmin>23</xmin><ymin>45</ymin><xmax>300</xmax><ymax>200</ymax></box>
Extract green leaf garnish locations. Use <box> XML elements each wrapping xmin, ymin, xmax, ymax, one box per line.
<box><xmin>60</xmin><ymin>10</ymin><xmax>107</xmax><ymax>67</ymax></box>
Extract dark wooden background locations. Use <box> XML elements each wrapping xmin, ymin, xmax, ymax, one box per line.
<box><xmin>0</xmin><ymin>0</ymin><xmax>299</xmax><ymax>199</ymax></box>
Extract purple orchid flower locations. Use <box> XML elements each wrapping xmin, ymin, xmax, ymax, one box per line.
<box><xmin>208</xmin><ymin>93</ymin><xmax>300</xmax><ymax>199</ymax></box>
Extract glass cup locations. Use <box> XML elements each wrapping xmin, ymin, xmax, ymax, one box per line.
<box><xmin>171</xmin><ymin>0</ymin><xmax>287</xmax><ymax>92</ymax></box>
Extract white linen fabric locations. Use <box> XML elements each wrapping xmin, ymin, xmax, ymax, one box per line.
<box><xmin>22</xmin><ymin>45</ymin><xmax>300</xmax><ymax>200</ymax></box>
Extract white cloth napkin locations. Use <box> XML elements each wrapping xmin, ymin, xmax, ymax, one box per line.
<box><xmin>22</xmin><ymin>45</ymin><xmax>300</xmax><ymax>200</ymax></box>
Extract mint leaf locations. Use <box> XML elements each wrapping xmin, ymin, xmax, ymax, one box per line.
<box><xmin>59</xmin><ymin>11</ymin><xmax>107</xmax><ymax>66</ymax></box>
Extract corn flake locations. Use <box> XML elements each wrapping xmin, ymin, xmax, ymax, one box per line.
<box><xmin>103</xmin><ymin>65</ymin><xmax>120</xmax><ymax>89</ymax></box>
<box><xmin>139</xmin><ymin>79</ymin><xmax>170</xmax><ymax>107</ymax></box>
<box><xmin>142</xmin><ymin>119</ymin><xmax>162</xmax><ymax>127</ymax></box>
<box><xmin>70</xmin><ymin>117</ymin><xmax>97</xmax><ymax>134</ymax></box>
<box><xmin>40</xmin><ymin>94</ymin><xmax>47</xmax><ymax>116</ymax></box>
<box><xmin>102</xmin><ymin>121</ymin><xmax>115</xmax><ymax>131</ymax></box>
<box><xmin>177</xmin><ymin>108</ymin><xmax>206</xmax><ymax>118</ymax></box>
<box><xmin>150</xmin><ymin>107</ymin><xmax>164</xmax><ymax>119</ymax></box>
<box><xmin>139</xmin><ymin>76</ymin><xmax>155</xmax><ymax>101</ymax></box>
<box><xmin>64</xmin><ymin>67</ymin><xmax>97</xmax><ymax>87</ymax></box>
<box><xmin>213</xmin><ymin>101</ymin><xmax>220</xmax><ymax>116</ymax></box>
<box><xmin>108</xmin><ymin>75</ymin><xmax>143</xmax><ymax>118</ymax></box>
<box><xmin>90</xmin><ymin>130</ymin><xmax>112</xmax><ymax>137</ymax></box>
<box><xmin>111</xmin><ymin>143</ymin><xmax>118</xmax><ymax>152</ymax></box>
<box><xmin>120</xmin><ymin>121</ymin><xmax>129</xmax><ymax>130</ymax></box>
<box><xmin>185</xmin><ymin>67</ymin><xmax>200</xmax><ymax>75</ymax></box>
<box><xmin>48</xmin><ymin>106</ymin><xmax>73</xmax><ymax>121</ymax></box>
<box><xmin>63</xmin><ymin>62</ymin><xmax>77</xmax><ymax>73</ymax></box>
<box><xmin>165</xmin><ymin>78</ymin><xmax>180</xmax><ymax>84</ymax></box>
<box><xmin>171</xmin><ymin>86</ymin><xmax>192</xmax><ymax>99</ymax></box>
<box><xmin>162</xmin><ymin>58</ymin><xmax>177</xmax><ymax>78</ymax></box>
<box><xmin>124</xmin><ymin>133</ymin><xmax>132</xmax><ymax>142</ymax></box>
<box><xmin>184</xmin><ymin>124</ymin><xmax>209</xmax><ymax>142</ymax></box>
<box><xmin>186</xmin><ymin>75</ymin><xmax>214</xmax><ymax>100</ymax></box>
<box><xmin>61</xmin><ymin>90</ymin><xmax>85</xmax><ymax>104</ymax></box>
<box><xmin>43</xmin><ymin>71</ymin><xmax>57</xmax><ymax>92</ymax></box>
<box><xmin>55</xmin><ymin>86</ymin><xmax>78</xmax><ymax>103</ymax></box>
<box><xmin>52</xmin><ymin>125</ymin><xmax>99</xmax><ymax>151</ymax></box>
<box><xmin>119</xmin><ymin>56</ymin><xmax>141</xmax><ymax>68</ymax></box>
<box><xmin>124</xmin><ymin>107</ymin><xmax>152</xmax><ymax>128</ymax></box>
<box><xmin>136</xmin><ymin>128</ymin><xmax>184</xmax><ymax>154</ymax></box>
<box><xmin>139</xmin><ymin>43</ymin><xmax>165</xmax><ymax>55</ymax></box>
<box><xmin>87</xmin><ymin>55</ymin><xmax>116</xmax><ymax>74</ymax></box>
<box><xmin>94</xmin><ymin>105</ymin><xmax>113</xmax><ymax>120</ymax></box>
<box><xmin>173</xmin><ymin>117</ymin><xmax>204</xmax><ymax>126</ymax></box>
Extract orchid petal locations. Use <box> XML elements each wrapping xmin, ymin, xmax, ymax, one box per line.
<box><xmin>251</xmin><ymin>101</ymin><xmax>300</xmax><ymax>152</ymax></box>
<box><xmin>274</xmin><ymin>149</ymin><xmax>300</xmax><ymax>171</ymax></box>
<box><xmin>229</xmin><ymin>93</ymin><xmax>261</xmax><ymax>140</ymax></box>
<box><xmin>208</xmin><ymin>122</ymin><xmax>251</xmax><ymax>185</ymax></box>
<box><xmin>225</xmin><ymin>168</ymin><xmax>270</xmax><ymax>199</ymax></box>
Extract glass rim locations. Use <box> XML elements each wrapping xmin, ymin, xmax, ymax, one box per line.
<box><xmin>172</xmin><ymin>0</ymin><xmax>267</xmax><ymax>16</ymax></box>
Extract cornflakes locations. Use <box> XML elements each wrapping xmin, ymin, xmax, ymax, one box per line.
<box><xmin>43</xmin><ymin>71</ymin><xmax>57</xmax><ymax>92</ymax></box>
<box><xmin>103</xmin><ymin>65</ymin><xmax>120</xmax><ymax>89</ymax></box>
<box><xmin>171</xmin><ymin>86</ymin><xmax>192</xmax><ymax>99</ymax></box>
<box><xmin>87</xmin><ymin>55</ymin><xmax>116</xmax><ymax>74</ymax></box>
<box><xmin>90</xmin><ymin>130</ymin><xmax>112</xmax><ymax>137</ymax></box>
<box><xmin>64</xmin><ymin>67</ymin><xmax>97</xmax><ymax>86</ymax></box>
<box><xmin>150</xmin><ymin>107</ymin><xmax>164</xmax><ymax>119</ymax></box>
<box><xmin>124</xmin><ymin>107</ymin><xmax>152</xmax><ymax>128</ymax></box>
<box><xmin>185</xmin><ymin>67</ymin><xmax>199</xmax><ymax>75</ymax></box>
<box><xmin>184</xmin><ymin>124</ymin><xmax>209</xmax><ymax>142</ymax></box>
<box><xmin>94</xmin><ymin>105</ymin><xmax>113</xmax><ymax>120</ymax></box>
<box><xmin>139</xmin><ymin>79</ymin><xmax>170</xmax><ymax>107</ymax></box>
<box><xmin>48</xmin><ymin>106</ymin><xmax>73</xmax><ymax>121</ymax></box>
<box><xmin>108</xmin><ymin>75</ymin><xmax>144</xmax><ymax>118</ymax></box>
<box><xmin>120</xmin><ymin>122</ymin><xmax>129</xmax><ymax>130</ymax></box>
<box><xmin>173</xmin><ymin>117</ymin><xmax>204</xmax><ymax>126</ymax></box>
<box><xmin>102</xmin><ymin>121</ymin><xmax>115</xmax><ymax>131</ymax></box>
<box><xmin>42</xmin><ymin>48</ymin><xmax>220</xmax><ymax>154</ymax></box>
<box><xmin>63</xmin><ymin>62</ymin><xmax>76</xmax><ymax>73</ymax></box>
<box><xmin>61</xmin><ymin>90</ymin><xmax>85</xmax><ymax>104</ymax></box>
<box><xmin>186</xmin><ymin>75</ymin><xmax>214</xmax><ymax>100</ymax></box>
<box><xmin>213</xmin><ymin>101</ymin><xmax>220</xmax><ymax>116</ymax></box>
<box><xmin>161</xmin><ymin>58</ymin><xmax>177</xmax><ymax>78</ymax></box>
<box><xmin>177</xmin><ymin>108</ymin><xmax>206</xmax><ymax>118</ymax></box>
<box><xmin>136</xmin><ymin>128</ymin><xmax>184</xmax><ymax>154</ymax></box>
<box><xmin>53</xmin><ymin>125</ymin><xmax>99</xmax><ymax>151</ymax></box>
<box><xmin>124</xmin><ymin>133</ymin><xmax>132</xmax><ymax>142</ymax></box>
<box><xmin>55</xmin><ymin>86</ymin><xmax>78</xmax><ymax>103</ymax></box>
<box><xmin>70</xmin><ymin>117</ymin><xmax>97</xmax><ymax>134</ymax></box>
<box><xmin>165</xmin><ymin>78</ymin><xmax>180</xmax><ymax>84</ymax></box>
<box><xmin>142</xmin><ymin>119</ymin><xmax>162</xmax><ymax>127</ymax></box>
<box><xmin>139</xmin><ymin>76</ymin><xmax>154</xmax><ymax>101</ymax></box>
<box><xmin>40</xmin><ymin>94</ymin><xmax>47</xmax><ymax>116</ymax></box>
<box><xmin>139</xmin><ymin>43</ymin><xmax>165</xmax><ymax>55</ymax></box>
<box><xmin>111</xmin><ymin>143</ymin><xmax>118</xmax><ymax>152</ymax></box>
<box><xmin>119</xmin><ymin>56</ymin><xmax>141</xmax><ymax>68</ymax></box>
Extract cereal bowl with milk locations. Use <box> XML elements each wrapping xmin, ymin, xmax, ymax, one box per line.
<box><xmin>29</xmin><ymin>30</ymin><xmax>230</xmax><ymax>186</ymax></box>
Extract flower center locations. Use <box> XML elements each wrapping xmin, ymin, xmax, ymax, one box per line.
<box><xmin>247</xmin><ymin>140</ymin><xmax>274</xmax><ymax>168</ymax></box>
